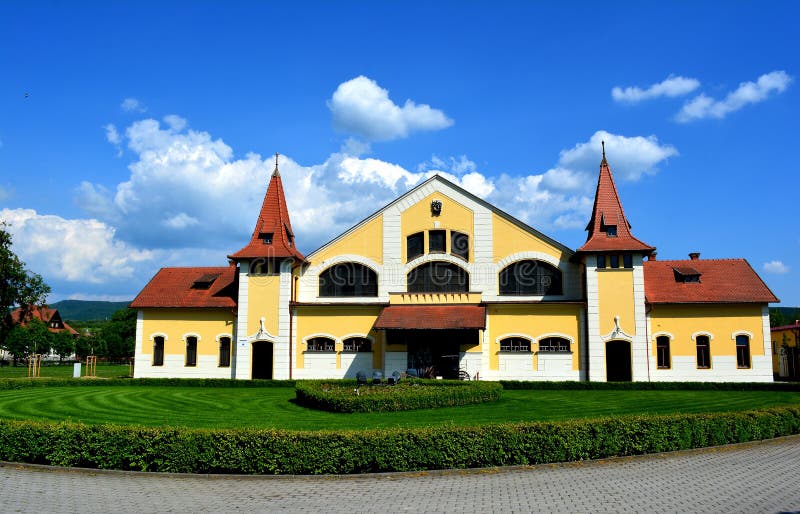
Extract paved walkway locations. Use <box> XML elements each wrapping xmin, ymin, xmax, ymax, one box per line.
<box><xmin>2</xmin><ymin>436</ymin><xmax>800</xmax><ymax>513</ymax></box>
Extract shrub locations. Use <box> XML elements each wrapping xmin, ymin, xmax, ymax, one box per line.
<box><xmin>0</xmin><ymin>407</ymin><xmax>798</xmax><ymax>474</ymax></box>
<box><xmin>499</xmin><ymin>381</ymin><xmax>800</xmax><ymax>392</ymax></box>
<box><xmin>295</xmin><ymin>379</ymin><xmax>503</xmax><ymax>412</ymax></box>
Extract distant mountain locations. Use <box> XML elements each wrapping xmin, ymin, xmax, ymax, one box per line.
<box><xmin>49</xmin><ymin>300</ymin><xmax>132</xmax><ymax>321</ymax></box>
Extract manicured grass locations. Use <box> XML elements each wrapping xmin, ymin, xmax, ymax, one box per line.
<box><xmin>0</xmin><ymin>385</ymin><xmax>798</xmax><ymax>430</ymax></box>
<box><xmin>0</xmin><ymin>364</ymin><xmax>131</xmax><ymax>379</ymax></box>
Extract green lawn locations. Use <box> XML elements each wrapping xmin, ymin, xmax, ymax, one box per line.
<box><xmin>1</xmin><ymin>385</ymin><xmax>798</xmax><ymax>430</ymax></box>
<box><xmin>0</xmin><ymin>364</ymin><xmax>131</xmax><ymax>379</ymax></box>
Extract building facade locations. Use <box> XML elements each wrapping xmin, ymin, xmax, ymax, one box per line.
<box><xmin>771</xmin><ymin>322</ymin><xmax>800</xmax><ymax>379</ymax></box>
<box><xmin>131</xmin><ymin>150</ymin><xmax>777</xmax><ymax>382</ymax></box>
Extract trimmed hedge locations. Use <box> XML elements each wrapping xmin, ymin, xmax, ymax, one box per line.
<box><xmin>499</xmin><ymin>380</ymin><xmax>800</xmax><ymax>392</ymax></box>
<box><xmin>295</xmin><ymin>379</ymin><xmax>503</xmax><ymax>412</ymax></box>
<box><xmin>0</xmin><ymin>378</ymin><xmax>296</xmax><ymax>390</ymax></box>
<box><xmin>0</xmin><ymin>407</ymin><xmax>798</xmax><ymax>474</ymax></box>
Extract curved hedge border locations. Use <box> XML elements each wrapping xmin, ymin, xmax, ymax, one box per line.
<box><xmin>0</xmin><ymin>378</ymin><xmax>296</xmax><ymax>390</ymax></box>
<box><xmin>0</xmin><ymin>407</ymin><xmax>798</xmax><ymax>474</ymax></box>
<box><xmin>295</xmin><ymin>379</ymin><xmax>503</xmax><ymax>412</ymax></box>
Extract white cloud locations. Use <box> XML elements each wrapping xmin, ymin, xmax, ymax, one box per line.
<box><xmin>162</xmin><ymin>212</ymin><xmax>199</xmax><ymax>229</ymax></box>
<box><xmin>763</xmin><ymin>260</ymin><xmax>790</xmax><ymax>274</ymax></box>
<box><xmin>676</xmin><ymin>70</ymin><xmax>792</xmax><ymax>122</ymax></box>
<box><xmin>163</xmin><ymin>114</ymin><xmax>187</xmax><ymax>132</ymax></box>
<box><xmin>612</xmin><ymin>75</ymin><xmax>701</xmax><ymax>103</ymax></box>
<box><xmin>0</xmin><ymin>208</ymin><xmax>153</xmax><ymax>284</ymax></box>
<box><xmin>121</xmin><ymin>97</ymin><xmax>146</xmax><ymax>112</ymax></box>
<box><xmin>0</xmin><ymin>185</ymin><xmax>9</xmax><ymax>201</ymax></box>
<box><xmin>557</xmin><ymin>130</ymin><xmax>678</xmax><ymax>182</ymax></box>
<box><xmin>328</xmin><ymin>76</ymin><xmax>453</xmax><ymax>141</ymax></box>
<box><xmin>104</xmin><ymin>124</ymin><xmax>121</xmax><ymax>145</ymax></box>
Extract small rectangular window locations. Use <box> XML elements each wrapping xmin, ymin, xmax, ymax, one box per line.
<box><xmin>186</xmin><ymin>336</ymin><xmax>197</xmax><ymax>367</ymax></box>
<box><xmin>596</xmin><ymin>255</ymin><xmax>606</xmax><ymax>269</ymax></box>
<box><xmin>610</xmin><ymin>255</ymin><xmax>620</xmax><ymax>269</ymax></box>
<box><xmin>429</xmin><ymin>230</ymin><xmax>446</xmax><ymax>253</ymax></box>
<box><xmin>451</xmin><ymin>231</ymin><xmax>469</xmax><ymax>260</ymax></box>
<box><xmin>343</xmin><ymin>338</ymin><xmax>372</xmax><ymax>352</ymax></box>
<box><xmin>623</xmin><ymin>254</ymin><xmax>633</xmax><ymax>269</ymax></box>
<box><xmin>407</xmin><ymin>232</ymin><xmax>424</xmax><ymax>261</ymax></box>
<box><xmin>656</xmin><ymin>336</ymin><xmax>671</xmax><ymax>369</ymax></box>
<box><xmin>736</xmin><ymin>335</ymin><xmax>751</xmax><ymax>369</ymax></box>
<box><xmin>500</xmin><ymin>338</ymin><xmax>530</xmax><ymax>352</ymax></box>
<box><xmin>259</xmin><ymin>232</ymin><xmax>273</xmax><ymax>244</ymax></box>
<box><xmin>306</xmin><ymin>338</ymin><xmax>335</xmax><ymax>352</ymax></box>
<box><xmin>153</xmin><ymin>337</ymin><xmax>165</xmax><ymax>366</ymax></box>
<box><xmin>219</xmin><ymin>337</ymin><xmax>231</xmax><ymax>367</ymax></box>
<box><xmin>605</xmin><ymin>225</ymin><xmax>617</xmax><ymax>237</ymax></box>
<box><xmin>696</xmin><ymin>336</ymin><xmax>710</xmax><ymax>369</ymax></box>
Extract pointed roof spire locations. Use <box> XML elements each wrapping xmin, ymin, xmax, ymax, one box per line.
<box><xmin>576</xmin><ymin>144</ymin><xmax>654</xmax><ymax>254</ymax></box>
<box><xmin>229</xmin><ymin>155</ymin><xmax>305</xmax><ymax>262</ymax></box>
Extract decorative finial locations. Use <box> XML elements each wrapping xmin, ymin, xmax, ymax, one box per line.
<box><xmin>601</xmin><ymin>140</ymin><xmax>606</xmax><ymax>160</ymax></box>
<box><xmin>272</xmin><ymin>152</ymin><xmax>280</xmax><ymax>177</ymax></box>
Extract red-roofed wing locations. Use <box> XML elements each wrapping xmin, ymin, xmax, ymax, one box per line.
<box><xmin>644</xmin><ymin>259</ymin><xmax>778</xmax><ymax>304</ymax></box>
<box><xmin>130</xmin><ymin>266</ymin><xmax>238</xmax><ymax>309</ymax></box>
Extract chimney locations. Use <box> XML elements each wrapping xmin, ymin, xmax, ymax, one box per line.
<box><xmin>648</xmin><ymin>252</ymin><xmax>657</xmax><ymax>261</ymax></box>
<box><xmin>689</xmin><ymin>252</ymin><xmax>700</xmax><ymax>260</ymax></box>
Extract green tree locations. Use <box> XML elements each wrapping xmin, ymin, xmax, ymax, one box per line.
<box><xmin>50</xmin><ymin>330</ymin><xmax>76</xmax><ymax>361</ymax></box>
<box><xmin>101</xmin><ymin>308</ymin><xmax>137</xmax><ymax>362</ymax></box>
<box><xmin>0</xmin><ymin>222</ymin><xmax>51</xmax><ymax>346</ymax></box>
<box><xmin>770</xmin><ymin>308</ymin><xmax>787</xmax><ymax>327</ymax></box>
<box><xmin>4</xmin><ymin>319</ymin><xmax>52</xmax><ymax>364</ymax></box>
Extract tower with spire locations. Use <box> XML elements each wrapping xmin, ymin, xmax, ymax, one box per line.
<box><xmin>575</xmin><ymin>143</ymin><xmax>654</xmax><ymax>381</ymax></box>
<box><xmin>228</xmin><ymin>154</ymin><xmax>305</xmax><ymax>380</ymax></box>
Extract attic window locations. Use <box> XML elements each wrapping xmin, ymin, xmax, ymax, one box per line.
<box><xmin>259</xmin><ymin>232</ymin><xmax>273</xmax><ymax>244</ymax></box>
<box><xmin>673</xmin><ymin>267</ymin><xmax>701</xmax><ymax>283</ymax></box>
<box><xmin>285</xmin><ymin>224</ymin><xmax>294</xmax><ymax>247</ymax></box>
<box><xmin>604</xmin><ymin>225</ymin><xmax>617</xmax><ymax>237</ymax></box>
<box><xmin>192</xmin><ymin>273</ymin><xmax>220</xmax><ymax>289</ymax></box>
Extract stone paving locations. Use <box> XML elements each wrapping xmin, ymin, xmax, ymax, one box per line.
<box><xmin>2</xmin><ymin>436</ymin><xmax>800</xmax><ymax>513</ymax></box>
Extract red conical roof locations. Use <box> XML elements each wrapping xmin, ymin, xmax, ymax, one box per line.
<box><xmin>229</xmin><ymin>158</ymin><xmax>305</xmax><ymax>262</ymax></box>
<box><xmin>577</xmin><ymin>147</ymin><xmax>654</xmax><ymax>254</ymax></box>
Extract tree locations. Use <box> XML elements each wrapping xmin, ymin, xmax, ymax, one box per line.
<box><xmin>0</xmin><ymin>222</ymin><xmax>51</xmax><ymax>346</ymax></box>
<box><xmin>50</xmin><ymin>329</ymin><xmax>76</xmax><ymax>361</ymax></box>
<box><xmin>4</xmin><ymin>319</ymin><xmax>52</xmax><ymax>365</ymax></box>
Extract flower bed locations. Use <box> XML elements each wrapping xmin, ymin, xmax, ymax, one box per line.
<box><xmin>295</xmin><ymin>379</ymin><xmax>503</xmax><ymax>412</ymax></box>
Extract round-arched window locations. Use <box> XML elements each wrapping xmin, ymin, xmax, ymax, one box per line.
<box><xmin>319</xmin><ymin>263</ymin><xmax>378</xmax><ymax>297</ymax></box>
<box><xmin>499</xmin><ymin>260</ymin><xmax>562</xmax><ymax>296</ymax></box>
<box><xmin>407</xmin><ymin>262</ymin><xmax>469</xmax><ymax>293</ymax></box>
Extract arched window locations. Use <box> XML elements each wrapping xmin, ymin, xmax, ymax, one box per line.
<box><xmin>306</xmin><ymin>337</ymin><xmax>335</xmax><ymax>352</ymax></box>
<box><xmin>407</xmin><ymin>262</ymin><xmax>469</xmax><ymax>293</ymax></box>
<box><xmin>406</xmin><ymin>232</ymin><xmax>424</xmax><ymax>261</ymax></box>
<box><xmin>342</xmin><ymin>337</ymin><xmax>372</xmax><ymax>352</ymax></box>
<box><xmin>736</xmin><ymin>334</ymin><xmax>751</xmax><ymax>369</ymax></box>
<box><xmin>186</xmin><ymin>336</ymin><xmax>197</xmax><ymax>367</ymax></box>
<box><xmin>153</xmin><ymin>336</ymin><xmax>164</xmax><ymax>366</ymax></box>
<box><xmin>696</xmin><ymin>335</ymin><xmax>710</xmax><ymax>369</ymax></box>
<box><xmin>538</xmin><ymin>337</ymin><xmax>570</xmax><ymax>352</ymax></box>
<box><xmin>219</xmin><ymin>336</ymin><xmax>231</xmax><ymax>367</ymax></box>
<box><xmin>319</xmin><ymin>263</ymin><xmax>378</xmax><ymax>297</ymax></box>
<box><xmin>656</xmin><ymin>336</ymin><xmax>671</xmax><ymax>369</ymax></box>
<box><xmin>451</xmin><ymin>231</ymin><xmax>469</xmax><ymax>260</ymax></box>
<box><xmin>499</xmin><ymin>260</ymin><xmax>563</xmax><ymax>296</ymax></box>
<box><xmin>500</xmin><ymin>337</ymin><xmax>531</xmax><ymax>352</ymax></box>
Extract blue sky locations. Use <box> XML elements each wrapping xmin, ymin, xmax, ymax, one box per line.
<box><xmin>1</xmin><ymin>1</ymin><xmax>798</xmax><ymax>304</ymax></box>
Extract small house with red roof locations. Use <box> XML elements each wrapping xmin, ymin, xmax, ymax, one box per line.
<box><xmin>131</xmin><ymin>148</ymin><xmax>777</xmax><ymax>382</ymax></box>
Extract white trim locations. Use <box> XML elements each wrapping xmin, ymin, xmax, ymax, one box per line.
<box><xmin>403</xmin><ymin>253</ymin><xmax>473</xmax><ymax>275</ymax></box>
<box><xmin>691</xmin><ymin>331</ymin><xmax>714</xmax><ymax>342</ymax></box>
<box><xmin>600</xmin><ymin>316</ymin><xmax>634</xmax><ymax>342</ymax></box>
<box><xmin>302</xmin><ymin>333</ymin><xmax>338</xmax><ymax>350</ymax></box>
<box><xmin>535</xmin><ymin>333</ymin><xmax>575</xmax><ymax>345</ymax></box>
<box><xmin>341</xmin><ymin>333</ymin><xmax>374</xmax><ymax>343</ymax></box>
<box><xmin>181</xmin><ymin>332</ymin><xmax>201</xmax><ymax>342</ymax></box>
<box><xmin>495</xmin><ymin>333</ymin><xmax>533</xmax><ymax>344</ymax></box>
<box><xmin>496</xmin><ymin>251</ymin><xmax>563</xmax><ymax>270</ymax></box>
<box><xmin>731</xmin><ymin>331</ymin><xmax>754</xmax><ymax>340</ymax></box>
<box><xmin>149</xmin><ymin>332</ymin><xmax>168</xmax><ymax>342</ymax></box>
<box><xmin>652</xmin><ymin>331</ymin><xmax>674</xmax><ymax>341</ymax></box>
<box><xmin>214</xmin><ymin>333</ymin><xmax>233</xmax><ymax>343</ymax></box>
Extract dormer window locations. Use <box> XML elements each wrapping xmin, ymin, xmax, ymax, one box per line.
<box><xmin>605</xmin><ymin>225</ymin><xmax>617</xmax><ymax>237</ymax></box>
<box><xmin>285</xmin><ymin>223</ymin><xmax>294</xmax><ymax>247</ymax></box>
<box><xmin>673</xmin><ymin>267</ymin><xmax>701</xmax><ymax>283</ymax></box>
<box><xmin>192</xmin><ymin>273</ymin><xmax>219</xmax><ymax>289</ymax></box>
<box><xmin>259</xmin><ymin>232</ymin><xmax>273</xmax><ymax>244</ymax></box>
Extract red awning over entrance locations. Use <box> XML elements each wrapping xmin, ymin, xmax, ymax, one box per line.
<box><xmin>374</xmin><ymin>305</ymin><xmax>486</xmax><ymax>330</ymax></box>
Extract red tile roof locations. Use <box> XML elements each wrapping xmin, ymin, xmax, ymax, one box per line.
<box><xmin>229</xmin><ymin>164</ymin><xmax>305</xmax><ymax>262</ymax></box>
<box><xmin>644</xmin><ymin>258</ymin><xmax>778</xmax><ymax>304</ymax></box>
<box><xmin>10</xmin><ymin>306</ymin><xmax>78</xmax><ymax>335</ymax></box>
<box><xmin>577</xmin><ymin>152</ymin><xmax>654</xmax><ymax>254</ymax></box>
<box><xmin>130</xmin><ymin>266</ymin><xmax>238</xmax><ymax>309</ymax></box>
<box><xmin>771</xmin><ymin>323</ymin><xmax>800</xmax><ymax>332</ymax></box>
<box><xmin>374</xmin><ymin>305</ymin><xmax>486</xmax><ymax>330</ymax></box>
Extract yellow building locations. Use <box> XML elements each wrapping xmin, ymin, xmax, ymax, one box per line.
<box><xmin>132</xmin><ymin>148</ymin><xmax>778</xmax><ymax>382</ymax></box>
<box><xmin>771</xmin><ymin>322</ymin><xmax>800</xmax><ymax>379</ymax></box>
